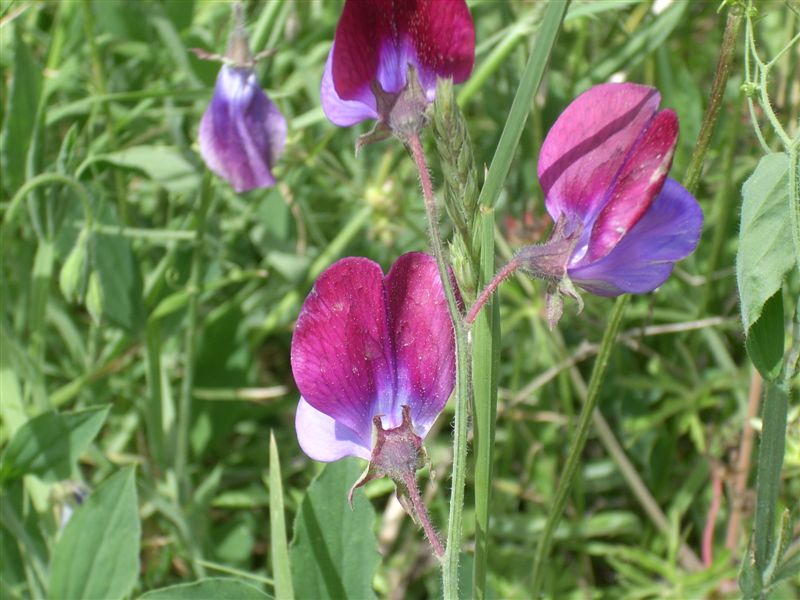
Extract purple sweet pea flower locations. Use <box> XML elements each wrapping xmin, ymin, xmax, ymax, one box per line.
<box><xmin>320</xmin><ymin>0</ymin><xmax>475</xmax><ymax>131</ymax></box>
<box><xmin>197</xmin><ymin>11</ymin><xmax>287</xmax><ymax>193</ymax></box>
<box><xmin>291</xmin><ymin>252</ymin><xmax>455</xmax><ymax>464</ymax></box>
<box><xmin>199</xmin><ymin>65</ymin><xmax>286</xmax><ymax>193</ymax></box>
<box><xmin>504</xmin><ymin>82</ymin><xmax>703</xmax><ymax>327</ymax></box>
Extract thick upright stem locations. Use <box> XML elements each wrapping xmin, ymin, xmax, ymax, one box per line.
<box><xmin>407</xmin><ymin>133</ymin><xmax>471</xmax><ymax>600</ymax></box>
<box><xmin>530</xmin><ymin>295</ymin><xmax>629</xmax><ymax>597</ymax></box>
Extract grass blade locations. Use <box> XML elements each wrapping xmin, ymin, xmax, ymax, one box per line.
<box><xmin>269</xmin><ymin>432</ymin><xmax>294</xmax><ymax>600</ymax></box>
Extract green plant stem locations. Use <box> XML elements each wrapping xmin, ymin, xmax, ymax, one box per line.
<box><xmin>407</xmin><ymin>133</ymin><xmax>471</xmax><ymax>599</ymax></box>
<box><xmin>175</xmin><ymin>173</ymin><xmax>213</xmax><ymax>498</ymax></box>
<box><xmin>788</xmin><ymin>145</ymin><xmax>799</xmax><ymax>276</ymax></box>
<box><xmin>753</xmin><ymin>380</ymin><xmax>789</xmax><ymax>574</ymax></box>
<box><xmin>530</xmin><ymin>295</ymin><xmax>629</xmax><ymax>596</ymax></box>
<box><xmin>469</xmin><ymin>5</ymin><xmax>570</xmax><ymax>598</ymax></box>
<box><xmin>683</xmin><ymin>4</ymin><xmax>742</xmax><ymax>195</ymax></box>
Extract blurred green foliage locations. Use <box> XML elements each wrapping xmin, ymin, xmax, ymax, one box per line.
<box><xmin>1</xmin><ymin>1</ymin><xmax>798</xmax><ymax>598</ymax></box>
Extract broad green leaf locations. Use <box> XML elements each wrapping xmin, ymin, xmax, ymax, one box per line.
<box><xmin>0</xmin><ymin>26</ymin><xmax>43</xmax><ymax>194</ymax></box>
<box><xmin>140</xmin><ymin>579</ymin><xmax>271</xmax><ymax>600</ymax></box>
<box><xmin>85</xmin><ymin>146</ymin><xmax>200</xmax><ymax>193</ymax></box>
<box><xmin>0</xmin><ymin>406</ymin><xmax>110</xmax><ymax>483</ymax></box>
<box><xmin>92</xmin><ymin>229</ymin><xmax>145</xmax><ymax>333</ymax></box>
<box><xmin>290</xmin><ymin>459</ymin><xmax>380</xmax><ymax>600</ymax></box>
<box><xmin>745</xmin><ymin>290</ymin><xmax>784</xmax><ymax>381</ymax></box>
<box><xmin>269</xmin><ymin>433</ymin><xmax>293</xmax><ymax>600</ymax></box>
<box><xmin>49</xmin><ymin>467</ymin><xmax>140</xmax><ymax>600</ymax></box>
<box><xmin>737</xmin><ymin>153</ymin><xmax>794</xmax><ymax>333</ymax></box>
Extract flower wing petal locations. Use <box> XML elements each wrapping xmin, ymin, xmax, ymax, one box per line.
<box><xmin>538</xmin><ymin>82</ymin><xmax>661</xmax><ymax>225</ymax></box>
<box><xmin>295</xmin><ymin>398</ymin><xmax>372</xmax><ymax>462</ymax></box>
<box><xmin>291</xmin><ymin>257</ymin><xmax>395</xmax><ymax>438</ymax></box>
<box><xmin>199</xmin><ymin>66</ymin><xmax>286</xmax><ymax>193</ymax></box>
<box><xmin>568</xmin><ymin>178</ymin><xmax>703</xmax><ymax>296</ymax></box>
<box><xmin>585</xmin><ymin>109</ymin><xmax>678</xmax><ymax>262</ymax></box>
<box><xmin>321</xmin><ymin>45</ymin><xmax>379</xmax><ymax>126</ymax></box>
<box><xmin>384</xmin><ymin>252</ymin><xmax>455</xmax><ymax>437</ymax></box>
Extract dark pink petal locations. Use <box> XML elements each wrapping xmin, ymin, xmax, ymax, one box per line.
<box><xmin>291</xmin><ymin>257</ymin><xmax>395</xmax><ymax>439</ymax></box>
<box><xmin>385</xmin><ymin>253</ymin><xmax>455</xmax><ymax>436</ymax></box>
<box><xmin>331</xmin><ymin>0</ymin><xmax>474</xmax><ymax>102</ymax></box>
<box><xmin>295</xmin><ymin>398</ymin><xmax>371</xmax><ymax>462</ymax></box>
<box><xmin>586</xmin><ymin>109</ymin><xmax>679</xmax><ymax>262</ymax></box>
<box><xmin>538</xmin><ymin>83</ymin><xmax>661</xmax><ymax>225</ymax></box>
<box><xmin>568</xmin><ymin>179</ymin><xmax>703</xmax><ymax>296</ymax></box>
<box><xmin>199</xmin><ymin>66</ymin><xmax>286</xmax><ymax>192</ymax></box>
<box><xmin>320</xmin><ymin>45</ymin><xmax>380</xmax><ymax>127</ymax></box>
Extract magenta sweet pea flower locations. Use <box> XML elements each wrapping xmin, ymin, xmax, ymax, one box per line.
<box><xmin>197</xmin><ymin>15</ymin><xmax>286</xmax><ymax>193</ymax></box>
<box><xmin>291</xmin><ymin>252</ymin><xmax>455</xmax><ymax>465</ymax></box>
<box><xmin>512</xmin><ymin>82</ymin><xmax>702</xmax><ymax>320</ymax></box>
<box><xmin>320</xmin><ymin>0</ymin><xmax>475</xmax><ymax>134</ymax></box>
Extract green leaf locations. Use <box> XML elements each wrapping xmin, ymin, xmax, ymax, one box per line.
<box><xmin>84</xmin><ymin>146</ymin><xmax>200</xmax><ymax>193</ymax></box>
<box><xmin>48</xmin><ymin>467</ymin><xmax>140</xmax><ymax>600</ymax></box>
<box><xmin>737</xmin><ymin>153</ymin><xmax>794</xmax><ymax>333</ymax></box>
<box><xmin>91</xmin><ymin>229</ymin><xmax>145</xmax><ymax>333</ymax></box>
<box><xmin>269</xmin><ymin>433</ymin><xmax>294</xmax><ymax>600</ymax></box>
<box><xmin>0</xmin><ymin>26</ymin><xmax>43</xmax><ymax>195</ymax></box>
<box><xmin>140</xmin><ymin>578</ymin><xmax>271</xmax><ymax>600</ymax></box>
<box><xmin>745</xmin><ymin>290</ymin><xmax>785</xmax><ymax>381</ymax></box>
<box><xmin>0</xmin><ymin>406</ymin><xmax>110</xmax><ymax>483</ymax></box>
<box><xmin>290</xmin><ymin>459</ymin><xmax>380</xmax><ymax>600</ymax></box>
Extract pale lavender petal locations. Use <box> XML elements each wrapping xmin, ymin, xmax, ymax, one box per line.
<box><xmin>538</xmin><ymin>83</ymin><xmax>661</xmax><ymax>225</ymax></box>
<box><xmin>586</xmin><ymin>109</ymin><xmax>678</xmax><ymax>262</ymax></box>
<box><xmin>199</xmin><ymin>65</ymin><xmax>286</xmax><ymax>193</ymax></box>
<box><xmin>295</xmin><ymin>398</ymin><xmax>371</xmax><ymax>462</ymax></box>
<box><xmin>291</xmin><ymin>257</ymin><xmax>395</xmax><ymax>437</ymax></box>
<box><xmin>384</xmin><ymin>253</ymin><xmax>455</xmax><ymax>437</ymax></box>
<box><xmin>320</xmin><ymin>45</ymin><xmax>379</xmax><ymax>127</ymax></box>
<box><xmin>568</xmin><ymin>179</ymin><xmax>703</xmax><ymax>296</ymax></box>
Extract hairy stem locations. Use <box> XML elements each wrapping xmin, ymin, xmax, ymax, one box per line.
<box><xmin>407</xmin><ymin>133</ymin><xmax>471</xmax><ymax>600</ymax></box>
<box><xmin>402</xmin><ymin>472</ymin><xmax>445</xmax><ymax>558</ymax></box>
<box><xmin>683</xmin><ymin>4</ymin><xmax>743</xmax><ymax>194</ymax></box>
<box><xmin>466</xmin><ymin>258</ymin><xmax>520</xmax><ymax>325</ymax></box>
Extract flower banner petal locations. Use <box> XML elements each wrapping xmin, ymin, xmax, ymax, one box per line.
<box><xmin>331</xmin><ymin>0</ymin><xmax>474</xmax><ymax>103</ymax></box>
<box><xmin>291</xmin><ymin>257</ymin><xmax>395</xmax><ymax>438</ymax></box>
<box><xmin>568</xmin><ymin>178</ymin><xmax>703</xmax><ymax>295</ymax></box>
<box><xmin>538</xmin><ymin>82</ymin><xmax>660</xmax><ymax>225</ymax></box>
<box><xmin>384</xmin><ymin>253</ymin><xmax>456</xmax><ymax>436</ymax></box>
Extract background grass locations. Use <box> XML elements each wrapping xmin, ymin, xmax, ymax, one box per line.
<box><xmin>1</xmin><ymin>0</ymin><xmax>798</xmax><ymax>598</ymax></box>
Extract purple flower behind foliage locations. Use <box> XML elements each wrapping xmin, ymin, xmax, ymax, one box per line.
<box><xmin>521</xmin><ymin>82</ymin><xmax>703</xmax><ymax>297</ymax></box>
<box><xmin>320</xmin><ymin>0</ymin><xmax>475</xmax><ymax>127</ymax></box>
<box><xmin>199</xmin><ymin>65</ymin><xmax>286</xmax><ymax>193</ymax></box>
<box><xmin>291</xmin><ymin>253</ymin><xmax>455</xmax><ymax>463</ymax></box>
